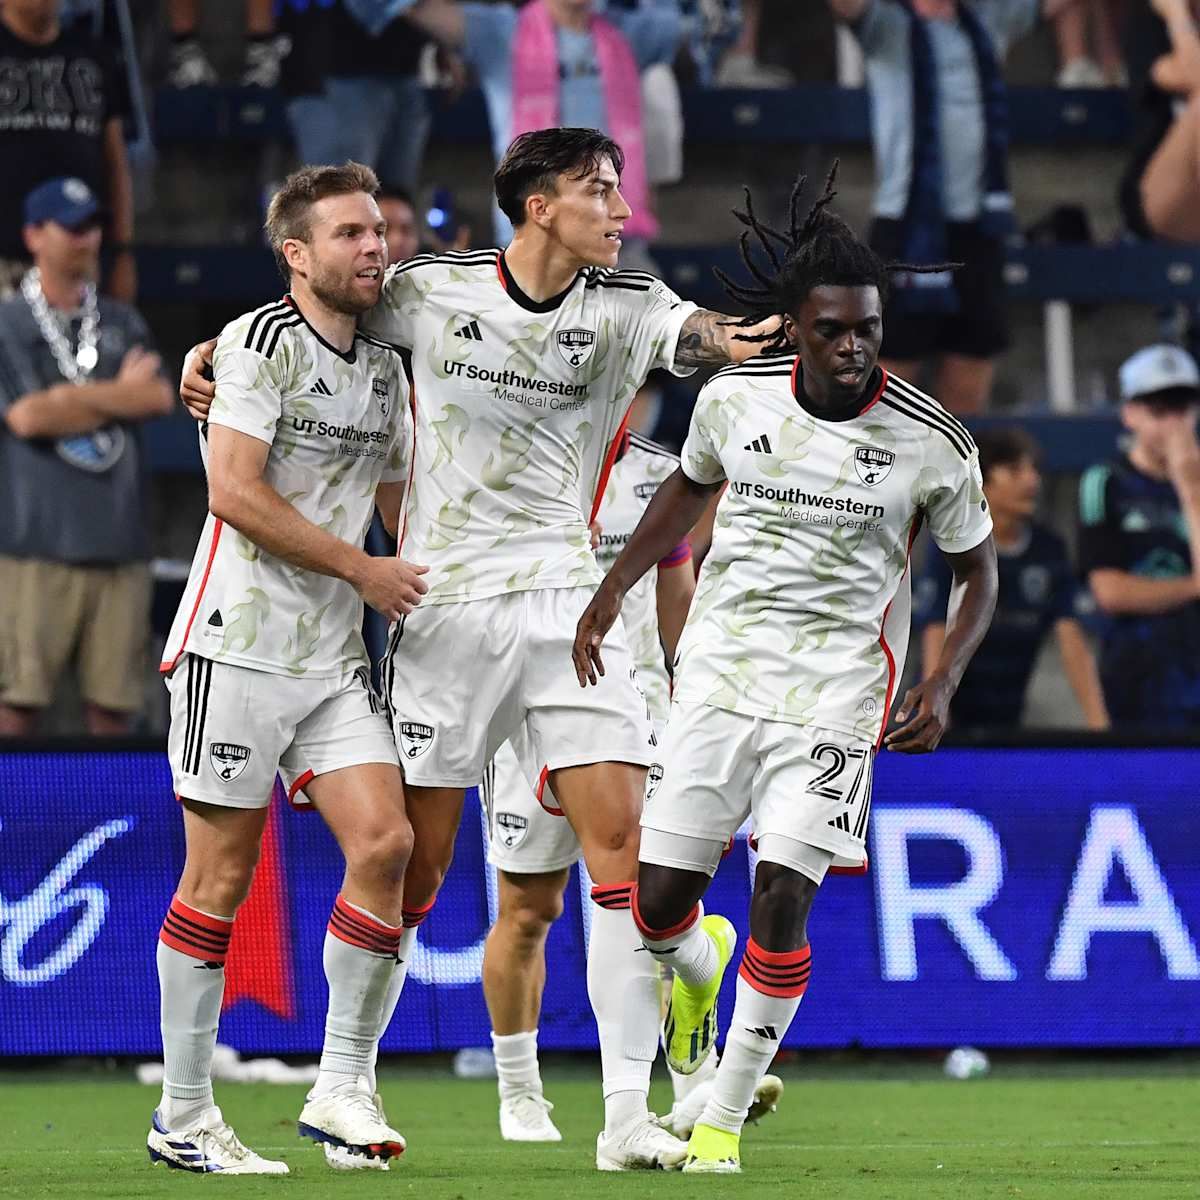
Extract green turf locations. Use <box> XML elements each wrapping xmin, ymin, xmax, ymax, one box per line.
<box><xmin>1</xmin><ymin>1059</ymin><xmax>1196</xmax><ymax>1198</ymax></box>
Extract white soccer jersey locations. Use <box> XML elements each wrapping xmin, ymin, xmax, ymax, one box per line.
<box><xmin>359</xmin><ymin>249</ymin><xmax>697</xmax><ymax>604</ymax></box>
<box><xmin>676</xmin><ymin>356</ymin><xmax>993</xmax><ymax>745</ymax></box>
<box><xmin>593</xmin><ymin>431</ymin><xmax>690</xmax><ymax>724</ymax></box>
<box><xmin>162</xmin><ymin>299</ymin><xmax>411</xmax><ymax>678</ymax></box>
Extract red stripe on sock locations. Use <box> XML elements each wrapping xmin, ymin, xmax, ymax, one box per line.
<box><xmin>738</xmin><ymin>939</ymin><xmax>812</xmax><ymax>998</ymax></box>
<box><xmin>401</xmin><ymin>897</ymin><xmax>435</xmax><ymax>928</ymax></box>
<box><xmin>327</xmin><ymin>895</ymin><xmax>402</xmax><ymax>956</ymax></box>
<box><xmin>590</xmin><ymin>881</ymin><xmax>634</xmax><ymax>910</ymax></box>
<box><xmin>159</xmin><ymin>896</ymin><xmax>233</xmax><ymax>963</ymax></box>
<box><xmin>630</xmin><ymin>887</ymin><xmax>699</xmax><ymax>941</ymax></box>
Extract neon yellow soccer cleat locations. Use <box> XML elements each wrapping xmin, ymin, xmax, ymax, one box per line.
<box><xmin>662</xmin><ymin>914</ymin><xmax>737</xmax><ymax>1075</ymax></box>
<box><xmin>682</xmin><ymin>1122</ymin><xmax>741</xmax><ymax>1174</ymax></box>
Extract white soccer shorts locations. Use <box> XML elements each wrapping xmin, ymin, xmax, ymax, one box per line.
<box><xmin>381</xmin><ymin>587</ymin><xmax>657</xmax><ymax>789</ymax></box>
<box><xmin>166</xmin><ymin>653</ymin><xmax>399</xmax><ymax>808</ymax></box>
<box><xmin>640</xmin><ymin>701</ymin><xmax>872</xmax><ymax>877</ymax></box>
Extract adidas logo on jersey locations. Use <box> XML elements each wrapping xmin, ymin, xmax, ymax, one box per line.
<box><xmin>454</xmin><ymin>320</ymin><xmax>483</xmax><ymax>342</ymax></box>
<box><xmin>311</xmin><ymin>377</ymin><xmax>333</xmax><ymax>396</ymax></box>
<box><xmin>744</xmin><ymin>434</ymin><xmax>773</xmax><ymax>454</ymax></box>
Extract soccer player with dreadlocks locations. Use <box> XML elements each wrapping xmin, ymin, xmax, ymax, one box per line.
<box><xmin>573</xmin><ymin>165</ymin><xmax>999</xmax><ymax>1174</ymax></box>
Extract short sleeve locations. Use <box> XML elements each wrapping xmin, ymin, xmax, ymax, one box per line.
<box><xmin>360</xmin><ymin>263</ymin><xmax>422</xmax><ymax>349</ymax></box>
<box><xmin>614</xmin><ymin>276</ymin><xmax>699</xmax><ymax>380</ymax></box>
<box><xmin>913</xmin><ymin>545</ymin><xmax>953</xmax><ymax>628</ymax></box>
<box><xmin>923</xmin><ymin>446</ymin><xmax>993</xmax><ymax>554</ymax></box>
<box><xmin>680</xmin><ymin>388</ymin><xmax>727</xmax><ymax>486</ymax></box>
<box><xmin>461</xmin><ymin>2</ymin><xmax>518</xmax><ymax>77</ymax></box>
<box><xmin>610</xmin><ymin>6</ymin><xmax>684</xmax><ymax>69</ymax></box>
<box><xmin>1076</xmin><ymin>463</ymin><xmax>1126</xmax><ymax>573</ymax></box>
<box><xmin>208</xmin><ymin>322</ymin><xmax>285</xmax><ymax>446</ymax></box>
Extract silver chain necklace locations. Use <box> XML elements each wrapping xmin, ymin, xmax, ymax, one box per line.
<box><xmin>21</xmin><ymin>267</ymin><xmax>100</xmax><ymax>382</ymax></box>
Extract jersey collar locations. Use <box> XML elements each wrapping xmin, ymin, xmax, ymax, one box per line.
<box><xmin>283</xmin><ymin>294</ymin><xmax>357</xmax><ymax>363</ymax></box>
<box><xmin>496</xmin><ymin>251</ymin><xmax>580</xmax><ymax>313</ymax></box>
<box><xmin>790</xmin><ymin>358</ymin><xmax>887</xmax><ymax>422</ymax></box>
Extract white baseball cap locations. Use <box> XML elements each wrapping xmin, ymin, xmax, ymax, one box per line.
<box><xmin>1118</xmin><ymin>344</ymin><xmax>1200</xmax><ymax>403</ymax></box>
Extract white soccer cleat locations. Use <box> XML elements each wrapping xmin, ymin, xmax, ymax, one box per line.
<box><xmin>298</xmin><ymin>1086</ymin><xmax>406</xmax><ymax>1166</ymax></box>
<box><xmin>663</xmin><ymin>1072</ymin><xmax>784</xmax><ymax>1139</ymax></box>
<box><xmin>320</xmin><ymin>1090</ymin><xmax>395</xmax><ymax>1170</ymax></box>
<box><xmin>499</xmin><ymin>1091</ymin><xmax>562</xmax><ymax>1142</ymax></box>
<box><xmin>147</xmin><ymin>1107</ymin><xmax>289</xmax><ymax>1174</ymax></box>
<box><xmin>595</xmin><ymin>1116</ymin><xmax>687</xmax><ymax>1171</ymax></box>
<box><xmin>747</xmin><ymin>1073</ymin><xmax>784</xmax><ymax>1125</ymax></box>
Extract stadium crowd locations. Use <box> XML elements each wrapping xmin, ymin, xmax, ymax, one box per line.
<box><xmin>0</xmin><ymin>0</ymin><xmax>1198</xmax><ymax>739</ymax></box>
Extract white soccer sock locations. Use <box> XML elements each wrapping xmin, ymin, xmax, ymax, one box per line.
<box><xmin>364</xmin><ymin>923</ymin><xmax>418</xmax><ymax>1094</ymax></box>
<box><xmin>312</xmin><ymin>895</ymin><xmax>403</xmax><ymax>1099</ymax></box>
<box><xmin>632</xmin><ymin>894</ymin><xmax>717</xmax><ymax>987</ymax></box>
<box><xmin>492</xmin><ymin>1030</ymin><xmax>543</xmax><ymax>1101</ymax></box>
<box><xmin>701</xmin><ymin>941</ymin><xmax>811</xmax><ymax>1134</ymax></box>
<box><xmin>156</xmin><ymin>896</ymin><xmax>233</xmax><ymax>1129</ymax></box>
<box><xmin>587</xmin><ymin>885</ymin><xmax>659</xmax><ymax>1134</ymax></box>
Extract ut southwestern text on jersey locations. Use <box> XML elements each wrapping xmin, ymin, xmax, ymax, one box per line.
<box><xmin>443</xmin><ymin>360</ymin><xmax>590</xmax><ymax>410</ymax></box>
<box><xmin>731</xmin><ymin>480</ymin><xmax>885</xmax><ymax>530</ymax></box>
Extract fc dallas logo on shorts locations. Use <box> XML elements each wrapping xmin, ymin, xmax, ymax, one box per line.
<box><xmin>556</xmin><ymin>328</ymin><xmax>596</xmax><ymax>368</ymax></box>
<box><xmin>646</xmin><ymin>763</ymin><xmax>664</xmax><ymax>800</ymax></box>
<box><xmin>210</xmin><ymin>742</ymin><xmax>251</xmax><ymax>781</ymax></box>
<box><xmin>495</xmin><ymin>811</ymin><xmax>529</xmax><ymax>849</ymax></box>
<box><xmin>399</xmin><ymin>721</ymin><xmax>434</xmax><ymax>759</ymax></box>
<box><xmin>854</xmin><ymin>444</ymin><xmax>895</xmax><ymax>487</ymax></box>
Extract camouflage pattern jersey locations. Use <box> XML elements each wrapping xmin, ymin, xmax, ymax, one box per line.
<box><xmin>162</xmin><ymin>301</ymin><xmax>411</xmax><ymax>678</ymax></box>
<box><xmin>676</xmin><ymin>355</ymin><xmax>993</xmax><ymax>746</ymax></box>
<box><xmin>358</xmin><ymin>249</ymin><xmax>698</xmax><ymax>605</ymax></box>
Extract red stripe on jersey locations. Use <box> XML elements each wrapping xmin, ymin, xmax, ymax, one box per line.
<box><xmin>875</xmin><ymin>514</ymin><xmax>923</xmax><ymax>749</ymax></box>
<box><xmin>535</xmin><ymin>764</ymin><xmax>564</xmax><ymax>816</ymax></box>
<box><xmin>658</xmin><ymin>538</ymin><xmax>692</xmax><ymax>569</ymax></box>
<box><xmin>287</xmin><ymin>769</ymin><xmax>315</xmax><ymax>807</ymax></box>
<box><xmin>496</xmin><ymin>255</ymin><xmax>508</xmax><ymax>292</ymax></box>
<box><xmin>860</xmin><ymin>367</ymin><xmax>888</xmax><ymax>415</ymax></box>
<box><xmin>590</xmin><ymin>406</ymin><xmax>633</xmax><ymax>525</ymax></box>
<box><xmin>160</xmin><ymin>519</ymin><xmax>224</xmax><ymax>672</ymax></box>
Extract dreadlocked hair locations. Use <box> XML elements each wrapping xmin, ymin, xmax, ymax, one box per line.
<box><xmin>715</xmin><ymin>161</ymin><xmax>955</xmax><ymax>353</ymax></box>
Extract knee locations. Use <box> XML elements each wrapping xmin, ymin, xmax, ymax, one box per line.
<box><xmin>182</xmin><ymin>848</ymin><xmax>259</xmax><ymax>914</ymax></box>
<box><xmin>347</xmin><ymin>819</ymin><xmax>415</xmax><ymax>887</ymax></box>
<box><xmin>631</xmin><ymin>875</ymin><xmax>693</xmax><ymax>933</ymax></box>
<box><xmin>502</xmin><ymin>892</ymin><xmax>562</xmax><ymax>946</ymax></box>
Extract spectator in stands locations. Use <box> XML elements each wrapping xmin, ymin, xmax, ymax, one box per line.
<box><xmin>714</xmin><ymin>0</ymin><xmax>795</xmax><ymax>87</ymax></box>
<box><xmin>1052</xmin><ymin>0</ymin><xmax>1125</xmax><ymax>87</ymax></box>
<box><xmin>0</xmin><ymin>0</ymin><xmax>136</xmax><ymax>301</ymax></box>
<box><xmin>1078</xmin><ymin>345</ymin><xmax>1200</xmax><ymax>729</ymax></box>
<box><xmin>0</xmin><ymin>179</ymin><xmax>173</xmax><ymax>737</ymax></box>
<box><xmin>407</xmin><ymin>0</ymin><xmax>682</xmax><ymax>244</ymax></box>
<box><xmin>1121</xmin><ymin>0</ymin><xmax>1200</xmax><ymax>246</ymax></box>
<box><xmin>167</xmin><ymin>0</ymin><xmax>290</xmax><ymax>88</ymax></box>
<box><xmin>916</xmin><ymin>426</ymin><xmax>1109</xmax><ymax>731</ymax></box>
<box><xmin>827</xmin><ymin>0</ymin><xmax>1075</xmax><ymax>414</ymax></box>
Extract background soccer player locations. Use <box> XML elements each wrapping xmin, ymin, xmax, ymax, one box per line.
<box><xmin>152</xmin><ymin>164</ymin><xmax>426</xmax><ymax>1174</ymax></box>
<box><xmin>574</xmin><ymin>169</ymin><xmax>999</xmax><ymax>1174</ymax></box>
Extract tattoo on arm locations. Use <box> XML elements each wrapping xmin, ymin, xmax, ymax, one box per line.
<box><xmin>674</xmin><ymin>310</ymin><xmax>734</xmax><ymax>369</ymax></box>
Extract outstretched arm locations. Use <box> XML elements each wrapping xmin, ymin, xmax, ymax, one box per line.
<box><xmin>673</xmin><ymin>309</ymin><xmax>783</xmax><ymax>369</ymax></box>
<box><xmin>574</xmin><ymin>468</ymin><xmax>721</xmax><ymax>685</ymax></box>
<box><xmin>885</xmin><ymin>536</ymin><xmax>998</xmax><ymax>753</ymax></box>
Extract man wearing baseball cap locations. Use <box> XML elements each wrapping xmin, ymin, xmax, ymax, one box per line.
<box><xmin>0</xmin><ymin>178</ymin><xmax>172</xmax><ymax>737</ymax></box>
<box><xmin>1077</xmin><ymin>344</ymin><xmax>1200</xmax><ymax>728</ymax></box>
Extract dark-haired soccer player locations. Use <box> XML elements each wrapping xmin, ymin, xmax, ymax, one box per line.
<box><xmin>574</xmin><ymin>169</ymin><xmax>999</xmax><ymax>1173</ymax></box>
<box><xmin>181</xmin><ymin>128</ymin><xmax>775</xmax><ymax>1171</ymax></box>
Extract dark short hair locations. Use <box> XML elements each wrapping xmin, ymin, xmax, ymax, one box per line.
<box><xmin>975</xmin><ymin>426</ymin><xmax>1040</xmax><ymax>483</ymax></box>
<box><xmin>494</xmin><ymin>128</ymin><xmax>625</xmax><ymax>227</ymax></box>
<box><xmin>377</xmin><ymin>183</ymin><xmax>415</xmax><ymax>210</ymax></box>
<box><xmin>1127</xmin><ymin>385</ymin><xmax>1200</xmax><ymax>411</ymax></box>
<box><xmin>265</xmin><ymin>161</ymin><xmax>380</xmax><ymax>280</ymax></box>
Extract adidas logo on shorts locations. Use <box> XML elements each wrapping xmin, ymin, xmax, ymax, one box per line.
<box><xmin>399</xmin><ymin>721</ymin><xmax>434</xmax><ymax>759</ymax></box>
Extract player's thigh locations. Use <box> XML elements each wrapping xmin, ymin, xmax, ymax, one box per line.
<box><xmin>639</xmin><ymin>701</ymin><xmax>756</xmax><ymax>876</ymax></box>
<box><xmin>305</xmin><ymin>763</ymin><xmax>412</xmax><ymax>882</ymax></box>
<box><xmin>381</xmin><ymin>596</ymin><xmax>523</xmax><ymax>789</ymax></box>
<box><xmin>0</xmin><ymin>557</ymin><xmax>84</xmax><ymax>708</ymax></box>
<box><xmin>483</xmin><ymin>738</ymin><xmax>581</xmax><ymax>876</ymax></box>
<box><xmin>523</xmin><ymin>587</ymin><xmax>658</xmax><ymax>776</ymax></box>
<box><xmin>752</xmin><ymin>721</ymin><xmax>874</xmax><ymax>879</ymax></box>
<box><xmin>77</xmin><ymin>562</ymin><xmax>151</xmax><ymax>712</ymax></box>
<box><xmin>166</xmin><ymin>654</ymin><xmax>298</xmax><ymax>809</ymax></box>
<box><xmin>549</xmin><ymin>759</ymin><xmax>646</xmax><ymax>883</ymax></box>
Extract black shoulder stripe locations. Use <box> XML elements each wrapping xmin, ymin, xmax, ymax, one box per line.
<box><xmin>886</xmin><ymin>375</ymin><xmax>976</xmax><ymax>451</ymax></box>
<box><xmin>603</xmin><ymin>268</ymin><xmax>660</xmax><ymax>283</ymax></box>
<box><xmin>391</xmin><ymin>250</ymin><xmax>499</xmax><ymax>277</ymax></box>
<box><xmin>251</xmin><ymin>310</ymin><xmax>294</xmax><ymax>354</ymax></box>
<box><xmin>881</xmin><ymin>387</ymin><xmax>973</xmax><ymax>458</ymax></box>
<box><xmin>263</xmin><ymin>315</ymin><xmax>304</xmax><ymax>360</ymax></box>
<box><xmin>588</xmin><ymin>278</ymin><xmax>651</xmax><ymax>292</ymax></box>
<box><xmin>627</xmin><ymin>430</ymin><xmax>678</xmax><ymax>461</ymax></box>
<box><xmin>879</xmin><ymin>396</ymin><xmax>970</xmax><ymax>459</ymax></box>
<box><xmin>244</xmin><ymin>302</ymin><xmax>289</xmax><ymax>352</ymax></box>
<box><xmin>710</xmin><ymin>368</ymin><xmax>794</xmax><ymax>383</ymax></box>
<box><xmin>884</xmin><ymin>379</ymin><xmax>976</xmax><ymax>457</ymax></box>
<box><xmin>711</xmin><ymin>355</ymin><xmax>796</xmax><ymax>378</ymax></box>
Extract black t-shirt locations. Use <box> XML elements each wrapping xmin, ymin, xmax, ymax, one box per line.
<box><xmin>1118</xmin><ymin>8</ymin><xmax>1174</xmax><ymax>237</ymax></box>
<box><xmin>914</xmin><ymin>523</ymin><xmax>1078</xmax><ymax>728</ymax></box>
<box><xmin>1077</xmin><ymin>455</ymin><xmax>1200</xmax><ymax>726</ymax></box>
<box><xmin>0</xmin><ymin>23</ymin><xmax>130</xmax><ymax>259</ymax></box>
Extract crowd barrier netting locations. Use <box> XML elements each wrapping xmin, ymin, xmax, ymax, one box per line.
<box><xmin>1</xmin><ymin>744</ymin><xmax>1197</xmax><ymax>1055</ymax></box>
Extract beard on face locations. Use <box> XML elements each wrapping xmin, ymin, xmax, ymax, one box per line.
<box><xmin>306</xmin><ymin>256</ymin><xmax>380</xmax><ymax>316</ymax></box>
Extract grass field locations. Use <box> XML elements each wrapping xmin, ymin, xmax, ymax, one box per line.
<box><xmin>1</xmin><ymin>1056</ymin><xmax>1197</xmax><ymax>1198</ymax></box>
